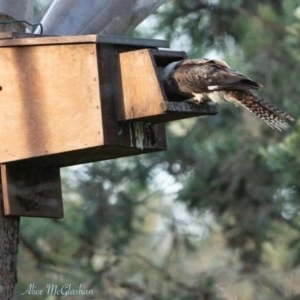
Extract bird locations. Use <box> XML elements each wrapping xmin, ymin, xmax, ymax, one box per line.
<box><xmin>159</xmin><ymin>58</ymin><xmax>295</xmax><ymax>131</ymax></box>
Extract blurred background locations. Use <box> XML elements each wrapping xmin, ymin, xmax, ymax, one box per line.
<box><xmin>17</xmin><ymin>1</ymin><xmax>300</xmax><ymax>299</ymax></box>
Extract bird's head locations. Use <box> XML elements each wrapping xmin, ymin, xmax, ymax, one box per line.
<box><xmin>159</xmin><ymin>60</ymin><xmax>182</xmax><ymax>80</ymax></box>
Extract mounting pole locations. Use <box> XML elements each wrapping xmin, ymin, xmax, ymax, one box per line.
<box><xmin>0</xmin><ymin>13</ymin><xmax>25</xmax><ymax>300</ymax></box>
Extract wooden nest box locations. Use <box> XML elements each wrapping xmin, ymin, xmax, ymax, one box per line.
<box><xmin>0</xmin><ymin>33</ymin><xmax>217</xmax><ymax>218</ymax></box>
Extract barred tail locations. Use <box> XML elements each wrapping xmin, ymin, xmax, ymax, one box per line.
<box><xmin>227</xmin><ymin>90</ymin><xmax>295</xmax><ymax>131</ymax></box>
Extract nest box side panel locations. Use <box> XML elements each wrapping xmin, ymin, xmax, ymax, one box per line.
<box><xmin>0</xmin><ymin>43</ymin><xmax>104</xmax><ymax>163</ymax></box>
<box><xmin>118</xmin><ymin>49</ymin><xmax>165</xmax><ymax>121</ymax></box>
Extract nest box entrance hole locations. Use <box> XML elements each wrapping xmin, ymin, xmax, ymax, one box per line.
<box><xmin>118</xmin><ymin>48</ymin><xmax>218</xmax><ymax>123</ymax></box>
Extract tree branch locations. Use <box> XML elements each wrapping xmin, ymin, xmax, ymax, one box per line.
<box><xmin>40</xmin><ymin>0</ymin><xmax>168</xmax><ymax>35</ymax></box>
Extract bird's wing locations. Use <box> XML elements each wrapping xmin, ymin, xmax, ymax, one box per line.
<box><xmin>173</xmin><ymin>59</ymin><xmax>261</xmax><ymax>94</ymax></box>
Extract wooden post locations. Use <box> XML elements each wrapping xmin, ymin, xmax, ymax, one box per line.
<box><xmin>0</xmin><ymin>14</ymin><xmax>25</xmax><ymax>300</ymax></box>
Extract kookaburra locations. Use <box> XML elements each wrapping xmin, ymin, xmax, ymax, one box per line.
<box><xmin>160</xmin><ymin>58</ymin><xmax>294</xmax><ymax>131</ymax></box>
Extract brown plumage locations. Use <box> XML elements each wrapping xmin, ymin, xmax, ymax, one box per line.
<box><xmin>160</xmin><ymin>58</ymin><xmax>294</xmax><ymax>131</ymax></box>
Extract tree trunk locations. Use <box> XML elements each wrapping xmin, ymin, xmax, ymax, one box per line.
<box><xmin>0</xmin><ymin>210</ymin><xmax>19</xmax><ymax>299</ymax></box>
<box><xmin>40</xmin><ymin>0</ymin><xmax>167</xmax><ymax>35</ymax></box>
<box><xmin>0</xmin><ymin>14</ymin><xmax>25</xmax><ymax>300</ymax></box>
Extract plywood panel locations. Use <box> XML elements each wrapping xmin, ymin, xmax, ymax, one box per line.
<box><xmin>0</xmin><ymin>43</ymin><xmax>104</xmax><ymax>163</ymax></box>
<box><xmin>119</xmin><ymin>49</ymin><xmax>166</xmax><ymax>120</ymax></box>
<box><xmin>0</xmin><ymin>34</ymin><xmax>169</xmax><ymax>48</ymax></box>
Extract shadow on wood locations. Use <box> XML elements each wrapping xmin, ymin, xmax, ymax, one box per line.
<box><xmin>1</xmin><ymin>163</ymin><xmax>63</xmax><ymax>218</ymax></box>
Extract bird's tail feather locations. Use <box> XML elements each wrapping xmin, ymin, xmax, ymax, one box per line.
<box><xmin>227</xmin><ymin>90</ymin><xmax>295</xmax><ymax>131</ymax></box>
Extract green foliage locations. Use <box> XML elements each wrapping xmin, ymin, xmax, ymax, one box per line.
<box><xmin>154</xmin><ymin>0</ymin><xmax>284</xmax><ymax>56</ymax></box>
